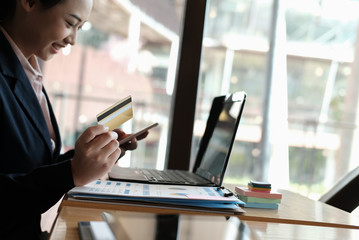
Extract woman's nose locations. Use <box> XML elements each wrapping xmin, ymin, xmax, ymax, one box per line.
<box><xmin>64</xmin><ymin>30</ymin><xmax>77</xmax><ymax>46</ymax></box>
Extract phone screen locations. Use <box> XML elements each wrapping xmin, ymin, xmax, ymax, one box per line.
<box><xmin>119</xmin><ymin>122</ymin><xmax>158</xmax><ymax>145</ymax></box>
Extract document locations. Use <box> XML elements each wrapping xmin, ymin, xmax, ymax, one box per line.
<box><xmin>68</xmin><ymin>180</ymin><xmax>244</xmax><ymax>213</ymax></box>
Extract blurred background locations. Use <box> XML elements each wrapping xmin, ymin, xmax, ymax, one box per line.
<box><xmin>41</xmin><ymin>0</ymin><xmax>359</xmax><ymax>206</ymax></box>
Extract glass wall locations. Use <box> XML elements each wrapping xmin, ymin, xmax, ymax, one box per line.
<box><xmin>42</xmin><ymin>0</ymin><xmax>359</xmax><ymax>202</ymax></box>
<box><xmin>194</xmin><ymin>0</ymin><xmax>359</xmax><ymax>200</ymax></box>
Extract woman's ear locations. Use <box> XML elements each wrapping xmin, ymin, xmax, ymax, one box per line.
<box><xmin>19</xmin><ymin>0</ymin><xmax>37</xmax><ymax>12</ymax></box>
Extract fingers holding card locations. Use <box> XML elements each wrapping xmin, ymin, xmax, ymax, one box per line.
<box><xmin>96</xmin><ymin>96</ymin><xmax>158</xmax><ymax>146</ymax></box>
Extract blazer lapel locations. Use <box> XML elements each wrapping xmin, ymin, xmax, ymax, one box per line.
<box><xmin>43</xmin><ymin>87</ymin><xmax>62</xmax><ymax>158</ymax></box>
<box><xmin>13</xmin><ymin>78</ymin><xmax>53</xmax><ymax>153</ymax></box>
<box><xmin>0</xmin><ymin>31</ymin><xmax>53</xmax><ymax>154</ymax></box>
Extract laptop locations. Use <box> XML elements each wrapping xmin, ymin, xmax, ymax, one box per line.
<box><xmin>109</xmin><ymin>91</ymin><xmax>246</xmax><ymax>187</ymax></box>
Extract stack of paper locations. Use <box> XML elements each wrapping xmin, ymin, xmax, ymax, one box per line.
<box><xmin>235</xmin><ymin>181</ymin><xmax>282</xmax><ymax>209</ymax></box>
<box><xmin>68</xmin><ymin>180</ymin><xmax>245</xmax><ymax>215</ymax></box>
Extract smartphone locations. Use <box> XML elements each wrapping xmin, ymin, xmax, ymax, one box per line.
<box><xmin>119</xmin><ymin>122</ymin><xmax>158</xmax><ymax>145</ymax></box>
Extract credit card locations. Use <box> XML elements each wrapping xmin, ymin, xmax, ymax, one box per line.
<box><xmin>96</xmin><ymin>96</ymin><xmax>133</xmax><ymax>131</ymax></box>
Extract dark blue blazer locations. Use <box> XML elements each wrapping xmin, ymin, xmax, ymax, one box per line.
<box><xmin>0</xmin><ymin>30</ymin><xmax>75</xmax><ymax>239</ymax></box>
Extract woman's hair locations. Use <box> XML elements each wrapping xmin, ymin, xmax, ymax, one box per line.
<box><xmin>0</xmin><ymin>0</ymin><xmax>65</xmax><ymax>21</ymax></box>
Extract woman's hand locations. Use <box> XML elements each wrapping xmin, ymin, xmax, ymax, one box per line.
<box><xmin>71</xmin><ymin>125</ymin><xmax>121</xmax><ymax>186</ymax></box>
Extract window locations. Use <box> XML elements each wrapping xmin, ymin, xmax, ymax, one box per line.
<box><xmin>43</xmin><ymin>0</ymin><xmax>359</xmax><ymax>201</ymax></box>
<box><xmin>195</xmin><ymin>0</ymin><xmax>359</xmax><ymax>200</ymax></box>
<box><xmin>43</xmin><ymin>0</ymin><xmax>185</xmax><ymax>169</ymax></box>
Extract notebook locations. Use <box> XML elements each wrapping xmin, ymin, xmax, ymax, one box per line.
<box><xmin>109</xmin><ymin>91</ymin><xmax>246</xmax><ymax>187</ymax></box>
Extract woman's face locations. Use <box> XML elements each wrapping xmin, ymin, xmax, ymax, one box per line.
<box><xmin>21</xmin><ymin>0</ymin><xmax>93</xmax><ymax>60</ymax></box>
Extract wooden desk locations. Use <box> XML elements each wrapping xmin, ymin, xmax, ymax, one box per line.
<box><xmin>244</xmin><ymin>220</ymin><xmax>359</xmax><ymax>240</ymax></box>
<box><xmin>59</xmin><ymin>187</ymin><xmax>359</xmax><ymax>229</ymax></box>
<box><xmin>238</xmin><ymin>188</ymin><xmax>359</xmax><ymax>229</ymax></box>
<box><xmin>49</xmin><ymin>206</ymin><xmax>359</xmax><ymax>240</ymax></box>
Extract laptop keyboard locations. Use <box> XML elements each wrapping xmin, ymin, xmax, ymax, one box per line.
<box><xmin>141</xmin><ymin>169</ymin><xmax>208</xmax><ymax>185</ymax></box>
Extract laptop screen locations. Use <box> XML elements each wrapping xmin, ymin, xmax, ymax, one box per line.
<box><xmin>194</xmin><ymin>92</ymin><xmax>246</xmax><ymax>186</ymax></box>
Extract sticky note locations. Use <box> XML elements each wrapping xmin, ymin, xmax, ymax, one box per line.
<box><xmin>238</xmin><ymin>195</ymin><xmax>281</xmax><ymax>204</ymax></box>
<box><xmin>235</xmin><ymin>186</ymin><xmax>282</xmax><ymax>199</ymax></box>
<box><xmin>96</xmin><ymin>96</ymin><xmax>133</xmax><ymax>131</ymax></box>
<box><xmin>244</xmin><ymin>202</ymin><xmax>279</xmax><ymax>209</ymax></box>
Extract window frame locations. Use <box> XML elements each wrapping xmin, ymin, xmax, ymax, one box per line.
<box><xmin>166</xmin><ymin>0</ymin><xmax>207</xmax><ymax>170</ymax></box>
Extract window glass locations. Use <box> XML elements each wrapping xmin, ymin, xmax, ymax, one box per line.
<box><xmin>195</xmin><ymin>0</ymin><xmax>359</xmax><ymax>200</ymax></box>
<box><xmin>43</xmin><ymin>0</ymin><xmax>185</xmax><ymax>169</ymax></box>
<box><xmin>192</xmin><ymin>0</ymin><xmax>271</xmax><ymax>183</ymax></box>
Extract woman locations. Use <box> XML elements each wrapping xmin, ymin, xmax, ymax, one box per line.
<box><xmin>0</xmin><ymin>0</ymin><xmax>144</xmax><ymax>239</ymax></box>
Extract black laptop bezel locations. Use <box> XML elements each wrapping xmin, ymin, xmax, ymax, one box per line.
<box><xmin>192</xmin><ymin>91</ymin><xmax>247</xmax><ymax>186</ymax></box>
